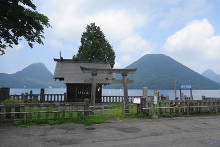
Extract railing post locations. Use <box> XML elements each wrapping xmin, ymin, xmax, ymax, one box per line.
<box><xmin>40</xmin><ymin>88</ymin><xmax>45</xmax><ymax>102</ymax></box>
<box><xmin>64</xmin><ymin>93</ymin><xmax>67</xmax><ymax>102</ymax></box>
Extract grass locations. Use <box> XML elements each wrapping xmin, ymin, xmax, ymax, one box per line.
<box><xmin>13</xmin><ymin>102</ymin><xmax>143</xmax><ymax>127</ymax></box>
<box><xmin>15</xmin><ymin>114</ymin><xmax>108</xmax><ymax>127</ymax></box>
<box><xmin>0</xmin><ymin>99</ymin><xmax>25</xmax><ymax>104</ymax></box>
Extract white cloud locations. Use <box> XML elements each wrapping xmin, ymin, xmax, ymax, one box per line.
<box><xmin>118</xmin><ymin>35</ymin><xmax>152</xmax><ymax>52</ymax></box>
<box><xmin>40</xmin><ymin>0</ymin><xmax>87</xmax><ymax>37</ymax></box>
<box><xmin>39</xmin><ymin>0</ymin><xmax>152</xmax><ymax>68</ymax></box>
<box><xmin>89</xmin><ymin>10</ymin><xmax>147</xmax><ymax>41</ymax></box>
<box><xmin>164</xmin><ymin>19</ymin><xmax>220</xmax><ymax>72</ymax></box>
<box><xmin>40</xmin><ymin>0</ymin><xmax>148</xmax><ymax>40</ymax></box>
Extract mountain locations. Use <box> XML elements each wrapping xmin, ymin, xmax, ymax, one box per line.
<box><xmin>0</xmin><ymin>63</ymin><xmax>64</xmax><ymax>88</ymax></box>
<box><xmin>109</xmin><ymin>54</ymin><xmax>220</xmax><ymax>90</ymax></box>
<box><xmin>202</xmin><ymin>69</ymin><xmax>220</xmax><ymax>84</ymax></box>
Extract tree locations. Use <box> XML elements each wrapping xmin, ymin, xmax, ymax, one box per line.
<box><xmin>0</xmin><ymin>0</ymin><xmax>50</xmax><ymax>55</ymax></box>
<box><xmin>76</xmin><ymin>23</ymin><xmax>115</xmax><ymax>68</ymax></box>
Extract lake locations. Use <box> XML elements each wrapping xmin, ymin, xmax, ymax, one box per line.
<box><xmin>10</xmin><ymin>88</ymin><xmax>220</xmax><ymax>100</ymax></box>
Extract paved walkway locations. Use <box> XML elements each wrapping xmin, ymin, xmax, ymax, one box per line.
<box><xmin>1</xmin><ymin>116</ymin><xmax>220</xmax><ymax>147</ymax></box>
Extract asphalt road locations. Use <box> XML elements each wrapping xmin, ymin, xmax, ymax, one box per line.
<box><xmin>1</xmin><ymin>116</ymin><xmax>220</xmax><ymax>147</ymax></box>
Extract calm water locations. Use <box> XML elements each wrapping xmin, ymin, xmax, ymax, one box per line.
<box><xmin>10</xmin><ymin>88</ymin><xmax>220</xmax><ymax>100</ymax></box>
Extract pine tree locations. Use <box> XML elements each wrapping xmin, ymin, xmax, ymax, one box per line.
<box><xmin>76</xmin><ymin>23</ymin><xmax>115</xmax><ymax>68</ymax></box>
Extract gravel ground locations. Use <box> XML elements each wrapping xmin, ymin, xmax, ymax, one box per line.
<box><xmin>1</xmin><ymin>116</ymin><xmax>220</xmax><ymax>147</ymax></box>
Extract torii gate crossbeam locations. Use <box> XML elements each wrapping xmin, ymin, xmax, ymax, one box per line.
<box><xmin>80</xmin><ymin>66</ymin><xmax>137</xmax><ymax>114</ymax></box>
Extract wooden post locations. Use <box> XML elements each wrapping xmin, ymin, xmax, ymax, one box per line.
<box><xmin>49</xmin><ymin>94</ymin><xmax>52</xmax><ymax>102</ymax></box>
<box><xmin>24</xmin><ymin>92</ymin><xmax>28</xmax><ymax>101</ymax></box>
<box><xmin>141</xmin><ymin>87</ymin><xmax>147</xmax><ymax>114</ymax></box>
<box><xmin>11</xmin><ymin>105</ymin><xmax>15</xmax><ymax>120</ymax></box>
<box><xmin>64</xmin><ymin>93</ymin><xmax>67</xmax><ymax>102</ymax></box>
<box><xmin>69</xmin><ymin>110</ymin><xmax>73</xmax><ymax>120</ymax></box>
<box><xmin>21</xmin><ymin>93</ymin><xmax>24</xmax><ymax>101</ymax></box>
<box><xmin>190</xmin><ymin>88</ymin><xmax>193</xmax><ymax>99</ymax></box>
<box><xmin>0</xmin><ymin>105</ymin><xmax>6</xmax><ymax>121</ymax></box>
<box><xmin>28</xmin><ymin>104</ymin><xmax>32</xmax><ymax>120</ymax></box>
<box><xmin>29</xmin><ymin>90</ymin><xmax>33</xmax><ymax>102</ymax></box>
<box><xmin>0</xmin><ymin>88</ymin><xmax>10</xmax><ymax>101</ymax></box>
<box><xmin>84</xmin><ymin>98</ymin><xmax>90</xmax><ymax>117</ymax></box>
<box><xmin>91</xmin><ymin>72</ymin><xmax>97</xmax><ymax>111</ymax></box>
<box><xmin>40</xmin><ymin>88</ymin><xmax>45</xmax><ymax>102</ymax></box>
<box><xmin>122</xmin><ymin>73</ymin><xmax>129</xmax><ymax>114</ymax></box>
<box><xmin>20</xmin><ymin>105</ymin><xmax>25</xmax><ymax>120</ymax></box>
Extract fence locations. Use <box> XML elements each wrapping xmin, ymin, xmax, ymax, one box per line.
<box><xmin>10</xmin><ymin>93</ymin><xmax>66</xmax><ymax>102</ymax></box>
<box><xmin>10</xmin><ymin>94</ymin><xmax>144</xmax><ymax>103</ymax></box>
<box><xmin>0</xmin><ymin>99</ymin><xmax>91</xmax><ymax>122</ymax></box>
<box><xmin>138</xmin><ymin>99</ymin><xmax>220</xmax><ymax>115</ymax></box>
<box><xmin>101</xmin><ymin>96</ymin><xmax>143</xmax><ymax>102</ymax></box>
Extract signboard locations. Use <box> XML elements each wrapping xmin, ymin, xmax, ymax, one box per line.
<box><xmin>153</xmin><ymin>90</ymin><xmax>158</xmax><ymax>95</ymax></box>
<box><xmin>133</xmin><ymin>98</ymin><xmax>140</xmax><ymax>104</ymax></box>
<box><xmin>180</xmin><ymin>85</ymin><xmax>192</xmax><ymax>89</ymax></box>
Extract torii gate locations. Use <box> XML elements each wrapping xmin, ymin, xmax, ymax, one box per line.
<box><xmin>80</xmin><ymin>66</ymin><xmax>137</xmax><ymax>113</ymax></box>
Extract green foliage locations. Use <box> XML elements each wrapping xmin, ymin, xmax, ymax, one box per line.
<box><xmin>76</xmin><ymin>23</ymin><xmax>115</xmax><ymax>68</ymax></box>
<box><xmin>0</xmin><ymin>99</ymin><xmax>24</xmax><ymax>104</ymax></box>
<box><xmin>0</xmin><ymin>0</ymin><xmax>51</xmax><ymax>55</ymax></box>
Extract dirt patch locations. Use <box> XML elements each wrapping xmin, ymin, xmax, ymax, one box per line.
<box><xmin>86</xmin><ymin>127</ymin><xmax>96</xmax><ymax>130</ymax></box>
<box><xmin>45</xmin><ymin>138</ymin><xmax>81</xmax><ymax>146</ymax></box>
<box><xmin>116</xmin><ymin>127</ymin><xmax>141</xmax><ymax>133</ymax></box>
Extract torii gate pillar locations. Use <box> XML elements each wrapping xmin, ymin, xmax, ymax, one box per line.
<box><xmin>91</xmin><ymin>72</ymin><xmax>97</xmax><ymax>111</ymax></box>
<box><xmin>122</xmin><ymin>73</ymin><xmax>129</xmax><ymax>114</ymax></box>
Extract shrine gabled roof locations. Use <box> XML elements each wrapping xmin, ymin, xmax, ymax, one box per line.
<box><xmin>53</xmin><ymin>58</ymin><xmax>113</xmax><ymax>84</ymax></box>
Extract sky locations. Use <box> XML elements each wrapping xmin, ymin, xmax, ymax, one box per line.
<box><xmin>1</xmin><ymin>0</ymin><xmax>220</xmax><ymax>74</ymax></box>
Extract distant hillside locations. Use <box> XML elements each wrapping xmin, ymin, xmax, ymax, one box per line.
<box><xmin>0</xmin><ymin>63</ymin><xmax>64</xmax><ymax>88</ymax></box>
<box><xmin>108</xmin><ymin>54</ymin><xmax>220</xmax><ymax>90</ymax></box>
<box><xmin>202</xmin><ymin>69</ymin><xmax>220</xmax><ymax>84</ymax></box>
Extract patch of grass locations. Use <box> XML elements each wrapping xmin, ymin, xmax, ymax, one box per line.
<box><xmin>0</xmin><ymin>99</ymin><xmax>25</xmax><ymax>104</ymax></box>
<box><xmin>15</xmin><ymin>114</ymin><xmax>108</xmax><ymax>127</ymax></box>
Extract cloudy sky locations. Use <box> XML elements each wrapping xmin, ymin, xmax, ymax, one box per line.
<box><xmin>1</xmin><ymin>0</ymin><xmax>220</xmax><ymax>74</ymax></box>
